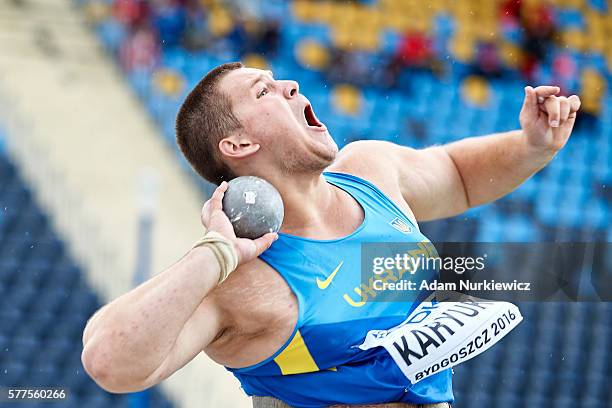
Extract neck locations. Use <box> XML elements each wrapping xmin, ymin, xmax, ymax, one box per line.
<box><xmin>266</xmin><ymin>171</ymin><xmax>337</xmax><ymax>235</ymax></box>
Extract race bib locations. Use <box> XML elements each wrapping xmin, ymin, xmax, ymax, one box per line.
<box><xmin>357</xmin><ymin>293</ymin><xmax>522</xmax><ymax>383</ymax></box>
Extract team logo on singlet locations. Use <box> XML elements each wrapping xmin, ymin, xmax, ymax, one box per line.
<box><xmin>389</xmin><ymin>217</ymin><xmax>413</xmax><ymax>234</ymax></box>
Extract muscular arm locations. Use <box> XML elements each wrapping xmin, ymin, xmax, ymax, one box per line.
<box><xmin>442</xmin><ymin>129</ymin><xmax>554</xmax><ymax>208</ymax></box>
<box><xmin>81</xmin><ymin>182</ymin><xmax>276</xmax><ymax>393</ymax></box>
<box><xmin>390</xmin><ymin>131</ymin><xmax>555</xmax><ymax>221</ymax></box>
<box><xmin>342</xmin><ymin>86</ymin><xmax>581</xmax><ymax>221</ymax></box>
<box><xmin>81</xmin><ymin>245</ymin><xmax>224</xmax><ymax>393</ymax></box>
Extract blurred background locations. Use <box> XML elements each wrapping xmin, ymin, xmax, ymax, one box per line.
<box><xmin>0</xmin><ymin>0</ymin><xmax>610</xmax><ymax>407</ymax></box>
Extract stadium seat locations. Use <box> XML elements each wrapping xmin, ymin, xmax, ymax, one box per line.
<box><xmin>0</xmin><ymin>148</ymin><xmax>173</xmax><ymax>406</ymax></box>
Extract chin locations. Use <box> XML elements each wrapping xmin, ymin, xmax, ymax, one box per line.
<box><xmin>278</xmin><ymin>144</ymin><xmax>335</xmax><ymax>175</ymax></box>
<box><xmin>312</xmin><ymin>146</ymin><xmax>337</xmax><ymax>173</ymax></box>
<box><xmin>323</xmin><ymin>141</ymin><xmax>339</xmax><ymax>162</ymax></box>
<box><xmin>313</xmin><ymin>132</ymin><xmax>338</xmax><ymax>164</ymax></box>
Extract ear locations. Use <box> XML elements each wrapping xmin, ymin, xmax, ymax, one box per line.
<box><xmin>218</xmin><ymin>134</ymin><xmax>261</xmax><ymax>159</ymax></box>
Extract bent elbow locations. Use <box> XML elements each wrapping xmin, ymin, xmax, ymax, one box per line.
<box><xmin>81</xmin><ymin>345</ymin><xmax>134</xmax><ymax>393</ymax></box>
<box><xmin>81</xmin><ymin>344</ymin><xmax>152</xmax><ymax>394</ymax></box>
<box><xmin>82</xmin><ymin>345</ymin><xmax>113</xmax><ymax>390</ymax></box>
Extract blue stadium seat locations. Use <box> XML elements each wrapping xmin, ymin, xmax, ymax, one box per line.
<box><xmin>0</xmin><ymin>310</ymin><xmax>23</xmax><ymax>335</ymax></box>
<box><xmin>0</xmin><ymin>361</ymin><xmax>27</xmax><ymax>387</ymax></box>
<box><xmin>0</xmin><ymin>146</ymin><xmax>171</xmax><ymax>404</ymax></box>
<box><xmin>29</xmin><ymin>362</ymin><xmax>61</xmax><ymax>387</ymax></box>
<box><xmin>2</xmin><ymin>284</ymin><xmax>38</xmax><ymax>312</ymax></box>
<box><xmin>464</xmin><ymin>390</ymin><xmax>492</xmax><ymax>407</ymax></box>
<box><xmin>162</xmin><ymin>47</ymin><xmax>188</xmax><ymax>72</ymax></box>
<box><xmin>32</xmin><ymin>337</ymin><xmax>74</xmax><ymax>368</ymax></box>
<box><xmin>2</xmin><ymin>337</ymin><xmax>41</xmax><ymax>368</ymax></box>
<box><xmin>13</xmin><ymin>312</ymin><xmax>55</xmax><ymax>340</ymax></box>
<box><xmin>494</xmin><ymin>392</ymin><xmax>520</xmax><ymax>408</ymax></box>
<box><xmin>62</xmin><ymin>288</ymin><xmax>100</xmax><ymax>315</ymax></box>
<box><xmin>78</xmin><ymin>393</ymin><xmax>113</xmax><ymax>408</ymax></box>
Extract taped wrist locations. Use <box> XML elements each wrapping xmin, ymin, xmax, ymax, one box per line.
<box><xmin>192</xmin><ymin>231</ymin><xmax>239</xmax><ymax>284</ymax></box>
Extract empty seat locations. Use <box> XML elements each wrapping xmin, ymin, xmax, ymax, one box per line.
<box><xmin>1</xmin><ymin>336</ymin><xmax>41</xmax><ymax>368</ymax></box>
<box><xmin>28</xmin><ymin>362</ymin><xmax>61</xmax><ymax>387</ymax></box>
<box><xmin>0</xmin><ymin>361</ymin><xmax>27</xmax><ymax>387</ymax></box>
<box><xmin>0</xmin><ymin>148</ymin><xmax>173</xmax><ymax>407</ymax></box>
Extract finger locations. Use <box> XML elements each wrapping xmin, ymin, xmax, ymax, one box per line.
<box><xmin>544</xmin><ymin>96</ymin><xmax>561</xmax><ymax>127</ymax></box>
<box><xmin>252</xmin><ymin>232</ymin><xmax>279</xmax><ymax>256</ymax></box>
<box><xmin>559</xmin><ymin>97</ymin><xmax>570</xmax><ymax>125</ymax></box>
<box><xmin>209</xmin><ymin>181</ymin><xmax>228</xmax><ymax>211</ymax></box>
<box><xmin>568</xmin><ymin>95</ymin><xmax>581</xmax><ymax>112</ymax></box>
<box><xmin>534</xmin><ymin>85</ymin><xmax>560</xmax><ymax>103</ymax></box>
<box><xmin>523</xmin><ymin>86</ymin><xmax>538</xmax><ymax>109</ymax></box>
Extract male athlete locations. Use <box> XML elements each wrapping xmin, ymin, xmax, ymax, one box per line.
<box><xmin>82</xmin><ymin>62</ymin><xmax>581</xmax><ymax>407</ymax></box>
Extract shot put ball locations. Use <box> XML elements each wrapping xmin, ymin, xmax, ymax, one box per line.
<box><xmin>222</xmin><ymin>176</ymin><xmax>284</xmax><ymax>240</ymax></box>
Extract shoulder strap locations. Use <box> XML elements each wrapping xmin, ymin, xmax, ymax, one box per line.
<box><xmin>323</xmin><ymin>171</ymin><xmax>419</xmax><ymax>230</ymax></box>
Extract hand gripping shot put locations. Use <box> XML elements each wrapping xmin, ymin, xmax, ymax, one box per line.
<box><xmin>81</xmin><ymin>62</ymin><xmax>581</xmax><ymax>407</ymax></box>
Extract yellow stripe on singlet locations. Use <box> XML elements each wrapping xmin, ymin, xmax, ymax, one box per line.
<box><xmin>274</xmin><ymin>330</ymin><xmax>319</xmax><ymax>375</ymax></box>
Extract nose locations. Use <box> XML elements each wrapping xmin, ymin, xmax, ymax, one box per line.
<box><xmin>281</xmin><ymin>80</ymin><xmax>299</xmax><ymax>99</ymax></box>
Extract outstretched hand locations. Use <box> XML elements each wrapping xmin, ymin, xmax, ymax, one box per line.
<box><xmin>201</xmin><ymin>182</ymin><xmax>278</xmax><ymax>265</ymax></box>
<box><xmin>519</xmin><ymin>85</ymin><xmax>581</xmax><ymax>152</ymax></box>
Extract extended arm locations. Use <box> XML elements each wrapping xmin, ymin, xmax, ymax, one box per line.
<box><xmin>438</xmin><ymin>128</ymin><xmax>555</xmax><ymax>210</ymax></box>
<box><xmin>442</xmin><ymin>85</ymin><xmax>581</xmax><ymax>213</ymax></box>
<box><xmin>348</xmin><ymin>86</ymin><xmax>581</xmax><ymax>221</ymax></box>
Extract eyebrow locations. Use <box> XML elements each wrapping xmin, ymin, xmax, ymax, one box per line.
<box><xmin>249</xmin><ymin>71</ymin><xmax>274</xmax><ymax>88</ymax></box>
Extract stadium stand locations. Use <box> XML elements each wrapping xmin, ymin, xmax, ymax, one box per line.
<box><xmin>0</xmin><ymin>131</ymin><xmax>174</xmax><ymax>408</ymax></box>
<box><xmin>73</xmin><ymin>1</ymin><xmax>611</xmax><ymax>407</ymax></box>
<box><xmin>82</xmin><ymin>0</ymin><xmax>611</xmax><ymax>240</ymax></box>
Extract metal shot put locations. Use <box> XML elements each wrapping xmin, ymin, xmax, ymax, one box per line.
<box><xmin>222</xmin><ymin>176</ymin><xmax>284</xmax><ymax>240</ymax></box>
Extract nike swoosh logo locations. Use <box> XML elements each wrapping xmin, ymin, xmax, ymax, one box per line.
<box><xmin>316</xmin><ymin>261</ymin><xmax>344</xmax><ymax>290</ymax></box>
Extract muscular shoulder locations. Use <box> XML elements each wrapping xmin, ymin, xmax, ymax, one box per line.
<box><xmin>329</xmin><ymin>140</ymin><xmax>410</xmax><ymax>193</ymax></box>
<box><xmin>329</xmin><ymin>140</ymin><xmax>420</xmax><ymax>224</ymax></box>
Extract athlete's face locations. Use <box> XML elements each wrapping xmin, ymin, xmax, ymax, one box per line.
<box><xmin>219</xmin><ymin>67</ymin><xmax>338</xmax><ymax>174</ymax></box>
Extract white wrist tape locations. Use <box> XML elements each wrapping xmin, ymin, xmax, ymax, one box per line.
<box><xmin>193</xmin><ymin>231</ymin><xmax>239</xmax><ymax>284</ymax></box>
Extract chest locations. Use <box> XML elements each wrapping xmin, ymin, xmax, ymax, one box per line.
<box><xmin>208</xmin><ymin>176</ymin><xmax>424</xmax><ymax>367</ymax></box>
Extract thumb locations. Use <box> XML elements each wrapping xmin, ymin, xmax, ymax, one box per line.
<box><xmin>523</xmin><ymin>86</ymin><xmax>538</xmax><ymax>109</ymax></box>
<box><xmin>236</xmin><ymin>232</ymin><xmax>279</xmax><ymax>264</ymax></box>
<box><xmin>252</xmin><ymin>233</ymin><xmax>279</xmax><ymax>257</ymax></box>
<box><xmin>521</xmin><ymin>86</ymin><xmax>539</xmax><ymax>118</ymax></box>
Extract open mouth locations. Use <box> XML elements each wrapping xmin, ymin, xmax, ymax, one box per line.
<box><xmin>303</xmin><ymin>104</ymin><xmax>324</xmax><ymax>129</ymax></box>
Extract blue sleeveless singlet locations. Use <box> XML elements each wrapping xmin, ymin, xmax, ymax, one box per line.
<box><xmin>227</xmin><ymin>172</ymin><xmax>453</xmax><ymax>408</ymax></box>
